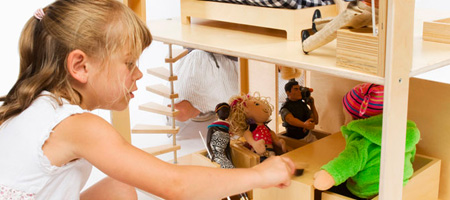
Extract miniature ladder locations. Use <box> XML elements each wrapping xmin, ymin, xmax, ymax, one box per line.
<box><xmin>131</xmin><ymin>44</ymin><xmax>189</xmax><ymax>163</ymax></box>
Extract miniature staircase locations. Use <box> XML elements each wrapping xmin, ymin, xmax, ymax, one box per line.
<box><xmin>131</xmin><ymin>44</ymin><xmax>189</xmax><ymax>163</ymax></box>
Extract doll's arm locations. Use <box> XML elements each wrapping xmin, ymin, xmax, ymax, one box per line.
<box><xmin>308</xmin><ymin>96</ymin><xmax>319</xmax><ymax>125</ymax></box>
<box><xmin>314</xmin><ymin>170</ymin><xmax>335</xmax><ymax>190</ymax></box>
<box><xmin>270</xmin><ymin>130</ymin><xmax>287</xmax><ymax>153</ymax></box>
<box><xmin>206</xmin><ymin>128</ymin><xmax>215</xmax><ymax>161</ymax></box>
<box><xmin>243</xmin><ymin>129</ymin><xmax>266</xmax><ymax>155</ymax></box>
<box><xmin>314</xmin><ymin>139</ymin><xmax>366</xmax><ymax>189</ymax></box>
<box><xmin>284</xmin><ymin>112</ymin><xmax>315</xmax><ymax>130</ymax></box>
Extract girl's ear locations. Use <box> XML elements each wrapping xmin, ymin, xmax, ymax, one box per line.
<box><xmin>67</xmin><ymin>49</ymin><xmax>89</xmax><ymax>84</ymax></box>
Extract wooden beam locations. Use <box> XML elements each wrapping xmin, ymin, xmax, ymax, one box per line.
<box><xmin>379</xmin><ymin>0</ymin><xmax>415</xmax><ymax>199</ymax></box>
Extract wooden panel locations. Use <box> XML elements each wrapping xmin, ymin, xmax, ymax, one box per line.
<box><xmin>174</xmin><ymin>150</ymin><xmax>220</xmax><ymax>168</ymax></box>
<box><xmin>147</xmin><ymin>67</ymin><xmax>178</xmax><ymax>82</ymax></box>
<box><xmin>336</xmin><ymin>28</ymin><xmax>379</xmax><ymax>75</ymax></box>
<box><xmin>239</xmin><ymin>58</ymin><xmax>249</xmax><ymax>94</ymax></box>
<box><xmin>180</xmin><ymin>0</ymin><xmax>338</xmax><ymax>40</ymax></box>
<box><xmin>141</xmin><ymin>144</ymin><xmax>180</xmax><ymax>156</ymax></box>
<box><xmin>378</xmin><ymin>0</ymin><xmax>415</xmax><ymax>198</ymax></box>
<box><xmin>165</xmin><ymin>48</ymin><xmax>189</xmax><ymax>63</ymax></box>
<box><xmin>132</xmin><ymin>124</ymin><xmax>179</xmax><ymax>134</ymax></box>
<box><xmin>139</xmin><ymin>102</ymin><xmax>179</xmax><ymax>117</ymax></box>
<box><xmin>111</xmin><ymin>108</ymin><xmax>131</xmax><ymax>143</ymax></box>
<box><xmin>248</xmin><ymin>60</ymin><xmax>277</xmax><ymax>131</ymax></box>
<box><xmin>408</xmin><ymin>78</ymin><xmax>450</xmax><ymax>199</ymax></box>
<box><xmin>309</xmin><ymin>71</ymin><xmax>362</xmax><ymax>133</ymax></box>
<box><xmin>323</xmin><ymin>154</ymin><xmax>441</xmax><ymax>200</ymax></box>
<box><xmin>423</xmin><ymin>18</ymin><xmax>450</xmax><ymax>44</ymax></box>
<box><xmin>126</xmin><ymin>0</ymin><xmax>146</xmax><ymax>21</ymax></box>
<box><xmin>146</xmin><ymin>84</ymin><xmax>178</xmax><ymax>99</ymax></box>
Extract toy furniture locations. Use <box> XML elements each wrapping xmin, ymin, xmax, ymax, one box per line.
<box><xmin>115</xmin><ymin>0</ymin><xmax>450</xmax><ymax>199</ymax></box>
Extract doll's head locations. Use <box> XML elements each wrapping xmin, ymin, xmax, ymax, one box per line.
<box><xmin>228</xmin><ymin>92</ymin><xmax>273</xmax><ymax>136</ymax></box>
<box><xmin>215</xmin><ymin>102</ymin><xmax>230</xmax><ymax>120</ymax></box>
<box><xmin>343</xmin><ymin>83</ymin><xmax>384</xmax><ymax>120</ymax></box>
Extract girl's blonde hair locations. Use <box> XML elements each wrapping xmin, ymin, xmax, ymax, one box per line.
<box><xmin>0</xmin><ymin>0</ymin><xmax>152</xmax><ymax>124</ymax></box>
<box><xmin>228</xmin><ymin>92</ymin><xmax>273</xmax><ymax>136</ymax></box>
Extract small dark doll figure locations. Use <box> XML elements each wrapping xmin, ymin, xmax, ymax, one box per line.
<box><xmin>206</xmin><ymin>103</ymin><xmax>235</xmax><ymax>169</ymax></box>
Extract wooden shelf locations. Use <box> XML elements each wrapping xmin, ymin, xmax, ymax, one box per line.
<box><xmin>139</xmin><ymin>102</ymin><xmax>179</xmax><ymax>117</ymax></box>
<box><xmin>132</xmin><ymin>124</ymin><xmax>179</xmax><ymax>134</ymax></box>
<box><xmin>141</xmin><ymin>144</ymin><xmax>181</xmax><ymax>156</ymax></box>
<box><xmin>147</xmin><ymin>67</ymin><xmax>178</xmax><ymax>82</ymax></box>
<box><xmin>146</xmin><ymin>84</ymin><xmax>178</xmax><ymax>99</ymax></box>
<box><xmin>147</xmin><ymin>9</ymin><xmax>450</xmax><ymax>84</ymax></box>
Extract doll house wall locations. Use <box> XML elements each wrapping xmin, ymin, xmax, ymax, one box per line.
<box><xmin>408</xmin><ymin>77</ymin><xmax>450</xmax><ymax>200</ymax></box>
<box><xmin>308</xmin><ymin>71</ymin><xmax>362</xmax><ymax>134</ymax></box>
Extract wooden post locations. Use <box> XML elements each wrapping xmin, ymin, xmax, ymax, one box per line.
<box><xmin>239</xmin><ymin>58</ymin><xmax>249</xmax><ymax>94</ymax></box>
<box><xmin>110</xmin><ymin>0</ymin><xmax>146</xmax><ymax>143</ymax></box>
<box><xmin>379</xmin><ymin>0</ymin><xmax>415</xmax><ymax>199</ymax></box>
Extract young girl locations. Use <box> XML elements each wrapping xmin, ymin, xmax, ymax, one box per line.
<box><xmin>0</xmin><ymin>0</ymin><xmax>295</xmax><ymax>199</ymax></box>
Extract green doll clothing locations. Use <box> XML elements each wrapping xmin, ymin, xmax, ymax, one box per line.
<box><xmin>321</xmin><ymin>114</ymin><xmax>420</xmax><ymax>198</ymax></box>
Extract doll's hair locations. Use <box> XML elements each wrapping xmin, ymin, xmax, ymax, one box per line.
<box><xmin>284</xmin><ymin>79</ymin><xmax>299</xmax><ymax>92</ymax></box>
<box><xmin>228</xmin><ymin>92</ymin><xmax>273</xmax><ymax>136</ymax></box>
<box><xmin>0</xmin><ymin>0</ymin><xmax>152</xmax><ymax>124</ymax></box>
<box><xmin>215</xmin><ymin>102</ymin><xmax>230</xmax><ymax>120</ymax></box>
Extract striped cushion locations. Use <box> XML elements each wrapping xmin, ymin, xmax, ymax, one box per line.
<box><xmin>208</xmin><ymin>0</ymin><xmax>334</xmax><ymax>9</ymax></box>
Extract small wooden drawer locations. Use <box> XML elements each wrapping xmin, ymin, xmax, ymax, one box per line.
<box><xmin>423</xmin><ymin>18</ymin><xmax>450</xmax><ymax>44</ymax></box>
<box><xmin>336</xmin><ymin>28</ymin><xmax>380</xmax><ymax>76</ymax></box>
<box><xmin>320</xmin><ymin>154</ymin><xmax>441</xmax><ymax>200</ymax></box>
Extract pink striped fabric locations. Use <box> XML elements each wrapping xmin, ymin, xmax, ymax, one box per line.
<box><xmin>343</xmin><ymin>83</ymin><xmax>384</xmax><ymax>119</ymax></box>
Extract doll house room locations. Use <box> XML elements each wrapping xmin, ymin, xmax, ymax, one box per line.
<box><xmin>3</xmin><ymin>0</ymin><xmax>448</xmax><ymax>199</ymax></box>
<box><xmin>108</xmin><ymin>0</ymin><xmax>450</xmax><ymax>199</ymax></box>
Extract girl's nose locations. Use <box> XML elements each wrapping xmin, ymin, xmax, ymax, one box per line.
<box><xmin>134</xmin><ymin>67</ymin><xmax>143</xmax><ymax>80</ymax></box>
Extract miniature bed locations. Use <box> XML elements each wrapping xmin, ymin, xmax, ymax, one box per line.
<box><xmin>180</xmin><ymin>0</ymin><xmax>339</xmax><ymax>40</ymax></box>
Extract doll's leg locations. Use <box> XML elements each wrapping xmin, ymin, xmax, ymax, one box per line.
<box><xmin>302</xmin><ymin>2</ymin><xmax>367</xmax><ymax>53</ymax></box>
<box><xmin>314</xmin><ymin>17</ymin><xmax>334</xmax><ymax>32</ymax></box>
<box><xmin>345</xmin><ymin>1</ymin><xmax>374</xmax><ymax>29</ymax></box>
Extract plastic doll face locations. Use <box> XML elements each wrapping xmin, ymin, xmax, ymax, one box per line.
<box><xmin>245</xmin><ymin>99</ymin><xmax>271</xmax><ymax>123</ymax></box>
<box><xmin>287</xmin><ymin>85</ymin><xmax>302</xmax><ymax>101</ymax></box>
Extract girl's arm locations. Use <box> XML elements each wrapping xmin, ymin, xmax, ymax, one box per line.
<box><xmin>56</xmin><ymin>113</ymin><xmax>294</xmax><ymax>200</ymax></box>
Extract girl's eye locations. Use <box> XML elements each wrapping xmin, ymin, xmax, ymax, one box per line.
<box><xmin>255</xmin><ymin>102</ymin><xmax>259</xmax><ymax>106</ymax></box>
<box><xmin>126</xmin><ymin>62</ymin><xmax>136</xmax><ymax>69</ymax></box>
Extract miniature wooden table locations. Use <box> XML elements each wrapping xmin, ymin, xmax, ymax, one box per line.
<box><xmin>253</xmin><ymin>133</ymin><xmax>346</xmax><ymax>200</ymax></box>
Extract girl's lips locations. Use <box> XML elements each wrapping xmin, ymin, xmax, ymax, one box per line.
<box><xmin>129</xmin><ymin>92</ymin><xmax>134</xmax><ymax>98</ymax></box>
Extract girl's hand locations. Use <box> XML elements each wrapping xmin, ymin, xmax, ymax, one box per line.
<box><xmin>252</xmin><ymin>156</ymin><xmax>295</xmax><ymax>189</ymax></box>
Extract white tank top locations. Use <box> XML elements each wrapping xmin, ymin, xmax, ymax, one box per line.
<box><xmin>0</xmin><ymin>91</ymin><xmax>92</xmax><ymax>200</ymax></box>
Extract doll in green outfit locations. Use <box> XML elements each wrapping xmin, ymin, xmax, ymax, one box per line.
<box><xmin>313</xmin><ymin>83</ymin><xmax>420</xmax><ymax>199</ymax></box>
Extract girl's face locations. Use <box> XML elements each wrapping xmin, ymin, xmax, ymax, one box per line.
<box><xmin>86</xmin><ymin>51</ymin><xmax>143</xmax><ymax>111</ymax></box>
<box><xmin>245</xmin><ymin>99</ymin><xmax>271</xmax><ymax>124</ymax></box>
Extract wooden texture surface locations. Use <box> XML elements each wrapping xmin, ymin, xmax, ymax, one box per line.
<box><xmin>423</xmin><ymin>18</ymin><xmax>450</xmax><ymax>44</ymax></box>
<box><xmin>408</xmin><ymin>78</ymin><xmax>450</xmax><ymax>199</ymax></box>
<box><xmin>148</xmin><ymin>13</ymin><xmax>450</xmax><ymax>84</ymax></box>
<box><xmin>336</xmin><ymin>28</ymin><xmax>379</xmax><ymax>75</ymax></box>
<box><xmin>180</xmin><ymin>0</ymin><xmax>338</xmax><ymax>40</ymax></box>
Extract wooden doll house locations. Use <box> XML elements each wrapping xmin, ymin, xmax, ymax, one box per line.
<box><xmin>117</xmin><ymin>0</ymin><xmax>450</xmax><ymax>199</ymax></box>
